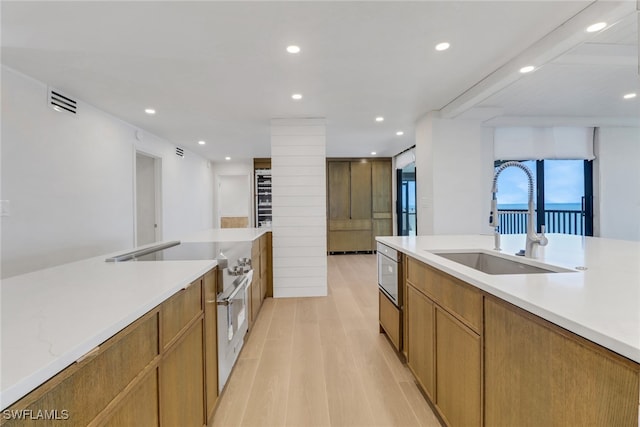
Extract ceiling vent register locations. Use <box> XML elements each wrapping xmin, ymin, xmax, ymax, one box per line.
<box><xmin>176</xmin><ymin>147</ymin><xmax>185</xmax><ymax>158</ymax></box>
<box><xmin>48</xmin><ymin>88</ymin><xmax>77</xmax><ymax>115</ymax></box>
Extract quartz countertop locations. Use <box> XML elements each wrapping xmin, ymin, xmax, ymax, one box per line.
<box><xmin>181</xmin><ymin>227</ymin><xmax>270</xmax><ymax>243</ymax></box>
<box><xmin>0</xmin><ymin>227</ymin><xmax>269</xmax><ymax>410</ymax></box>
<box><xmin>376</xmin><ymin>234</ymin><xmax>640</xmax><ymax>364</ymax></box>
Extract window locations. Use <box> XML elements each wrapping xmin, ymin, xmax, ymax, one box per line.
<box><xmin>494</xmin><ymin>160</ymin><xmax>593</xmax><ymax>236</ymax></box>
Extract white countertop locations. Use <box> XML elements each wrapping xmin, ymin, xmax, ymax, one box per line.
<box><xmin>181</xmin><ymin>227</ymin><xmax>270</xmax><ymax>243</ymax></box>
<box><xmin>377</xmin><ymin>234</ymin><xmax>640</xmax><ymax>364</ymax></box>
<box><xmin>0</xmin><ymin>227</ymin><xmax>268</xmax><ymax>410</ymax></box>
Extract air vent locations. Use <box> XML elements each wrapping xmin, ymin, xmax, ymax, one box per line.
<box><xmin>176</xmin><ymin>147</ymin><xmax>185</xmax><ymax>158</ymax></box>
<box><xmin>48</xmin><ymin>88</ymin><xmax>77</xmax><ymax>115</ymax></box>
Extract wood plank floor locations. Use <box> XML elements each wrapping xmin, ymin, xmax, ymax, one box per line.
<box><xmin>212</xmin><ymin>254</ymin><xmax>441</xmax><ymax>427</ymax></box>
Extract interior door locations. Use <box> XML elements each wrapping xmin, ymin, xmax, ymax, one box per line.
<box><xmin>136</xmin><ymin>152</ymin><xmax>159</xmax><ymax>245</ymax></box>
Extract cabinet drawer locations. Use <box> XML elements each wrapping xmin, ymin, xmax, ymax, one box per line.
<box><xmin>161</xmin><ymin>278</ymin><xmax>203</xmax><ymax>348</ymax></box>
<box><xmin>379</xmin><ymin>290</ymin><xmax>401</xmax><ymax>351</ymax></box>
<box><xmin>328</xmin><ymin>219</ymin><xmax>372</xmax><ymax>231</ymax></box>
<box><xmin>2</xmin><ymin>313</ymin><xmax>159</xmax><ymax>427</ymax></box>
<box><xmin>406</xmin><ymin>257</ymin><xmax>482</xmax><ymax>333</ymax></box>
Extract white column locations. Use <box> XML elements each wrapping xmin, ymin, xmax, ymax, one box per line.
<box><xmin>415</xmin><ymin>112</ymin><xmax>493</xmax><ymax>235</ymax></box>
<box><xmin>270</xmin><ymin>118</ymin><xmax>327</xmax><ymax>297</ymax></box>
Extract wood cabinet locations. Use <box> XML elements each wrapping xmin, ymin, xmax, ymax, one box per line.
<box><xmin>435</xmin><ymin>307</ymin><xmax>481</xmax><ymax>427</ymax></box>
<box><xmin>159</xmin><ymin>277</ymin><xmax>205</xmax><ymax>427</ymax></box>
<box><xmin>249</xmin><ymin>238</ymin><xmax>261</xmax><ymax>327</ymax></box>
<box><xmin>101</xmin><ymin>369</ymin><xmax>159</xmax><ymax>427</ymax></box>
<box><xmin>405</xmin><ymin>257</ymin><xmax>482</xmax><ymax>427</ymax></box>
<box><xmin>248</xmin><ymin>232</ymin><xmax>272</xmax><ymax>328</ymax></box>
<box><xmin>0</xmin><ymin>311</ymin><xmax>160</xmax><ymax>427</ymax></box>
<box><xmin>260</xmin><ymin>232</ymin><xmax>271</xmax><ymax>299</ymax></box>
<box><xmin>484</xmin><ymin>296</ymin><xmax>639</xmax><ymax>427</ymax></box>
<box><xmin>401</xmin><ymin>254</ymin><xmax>640</xmax><ymax>427</ymax></box>
<box><xmin>327</xmin><ymin>158</ymin><xmax>391</xmax><ymax>253</ymax></box>
<box><xmin>160</xmin><ymin>319</ymin><xmax>205</xmax><ymax>427</ymax></box>
<box><xmin>372</xmin><ymin>160</ymin><xmax>393</xmax><ymax>249</ymax></box>
<box><xmin>378</xmin><ymin>290</ymin><xmax>401</xmax><ymax>351</ymax></box>
<box><xmin>1</xmin><ymin>270</ymin><xmax>220</xmax><ymax>427</ymax></box>
<box><xmin>406</xmin><ymin>284</ymin><xmax>435</xmax><ymax>399</ymax></box>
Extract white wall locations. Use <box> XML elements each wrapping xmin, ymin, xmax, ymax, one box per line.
<box><xmin>595</xmin><ymin>127</ymin><xmax>640</xmax><ymax>241</ymax></box>
<box><xmin>1</xmin><ymin>66</ymin><xmax>214</xmax><ymax>278</ymax></box>
<box><xmin>211</xmin><ymin>161</ymin><xmax>253</xmax><ymax>227</ymax></box>
<box><xmin>415</xmin><ymin>112</ymin><xmax>493</xmax><ymax>235</ymax></box>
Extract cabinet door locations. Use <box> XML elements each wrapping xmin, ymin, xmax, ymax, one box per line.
<box><xmin>406</xmin><ymin>285</ymin><xmax>436</xmax><ymax>399</ymax></box>
<box><xmin>160</xmin><ymin>319</ymin><xmax>205</xmax><ymax>427</ymax></box>
<box><xmin>328</xmin><ymin>161</ymin><xmax>350</xmax><ymax>220</ymax></box>
<box><xmin>379</xmin><ymin>290</ymin><xmax>401</xmax><ymax>351</ymax></box>
<box><xmin>203</xmin><ymin>269</ymin><xmax>218</xmax><ymax>422</ymax></box>
<box><xmin>349</xmin><ymin>161</ymin><xmax>372</xmax><ymax>220</ymax></box>
<box><xmin>251</xmin><ymin>275</ymin><xmax>261</xmax><ymax>321</ymax></box>
<box><xmin>372</xmin><ymin>160</ymin><xmax>392</xmax><ymax>214</ymax></box>
<box><xmin>102</xmin><ymin>369</ymin><xmax>159</xmax><ymax>427</ymax></box>
<box><xmin>259</xmin><ymin>234</ymin><xmax>268</xmax><ymax>301</ymax></box>
<box><xmin>435</xmin><ymin>307</ymin><xmax>481</xmax><ymax>427</ymax></box>
<box><xmin>485</xmin><ymin>297</ymin><xmax>639</xmax><ymax>427</ymax></box>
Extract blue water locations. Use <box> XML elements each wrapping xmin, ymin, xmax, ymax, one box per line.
<box><xmin>498</xmin><ymin>202</ymin><xmax>582</xmax><ymax>211</ymax></box>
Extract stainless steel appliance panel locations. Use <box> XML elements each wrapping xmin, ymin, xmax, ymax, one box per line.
<box><xmin>377</xmin><ymin>242</ymin><xmax>401</xmax><ymax>307</ymax></box>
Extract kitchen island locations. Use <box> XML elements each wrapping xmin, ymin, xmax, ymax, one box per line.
<box><xmin>0</xmin><ymin>227</ymin><xmax>271</xmax><ymax>420</ymax></box>
<box><xmin>377</xmin><ymin>233</ymin><xmax>640</xmax><ymax>426</ymax></box>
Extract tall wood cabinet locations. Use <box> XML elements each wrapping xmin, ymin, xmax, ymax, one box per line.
<box><xmin>327</xmin><ymin>158</ymin><xmax>392</xmax><ymax>253</ymax></box>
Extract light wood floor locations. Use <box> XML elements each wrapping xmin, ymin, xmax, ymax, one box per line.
<box><xmin>211</xmin><ymin>254</ymin><xmax>441</xmax><ymax>427</ymax></box>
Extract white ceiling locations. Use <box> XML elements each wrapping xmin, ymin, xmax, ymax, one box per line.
<box><xmin>1</xmin><ymin>1</ymin><xmax>638</xmax><ymax>162</ymax></box>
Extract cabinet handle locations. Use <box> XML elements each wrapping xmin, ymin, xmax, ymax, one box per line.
<box><xmin>75</xmin><ymin>346</ymin><xmax>100</xmax><ymax>364</ymax></box>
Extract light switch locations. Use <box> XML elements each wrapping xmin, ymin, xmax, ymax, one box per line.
<box><xmin>0</xmin><ymin>200</ymin><xmax>9</xmax><ymax>217</ymax></box>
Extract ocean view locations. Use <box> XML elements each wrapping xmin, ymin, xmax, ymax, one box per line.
<box><xmin>498</xmin><ymin>202</ymin><xmax>582</xmax><ymax>211</ymax></box>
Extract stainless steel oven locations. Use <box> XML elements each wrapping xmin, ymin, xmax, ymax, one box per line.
<box><xmin>216</xmin><ymin>270</ymin><xmax>250</xmax><ymax>393</ymax></box>
<box><xmin>377</xmin><ymin>242</ymin><xmax>402</xmax><ymax>307</ymax></box>
<box><xmin>106</xmin><ymin>240</ymin><xmax>253</xmax><ymax>393</ymax></box>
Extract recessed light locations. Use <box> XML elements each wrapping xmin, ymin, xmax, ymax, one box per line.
<box><xmin>586</xmin><ymin>22</ymin><xmax>607</xmax><ymax>33</ymax></box>
<box><xmin>435</xmin><ymin>42</ymin><xmax>450</xmax><ymax>51</ymax></box>
<box><xmin>198</xmin><ymin>140</ymin><xmax>206</xmax><ymax>145</ymax></box>
<box><xmin>225</xmin><ymin>156</ymin><xmax>231</xmax><ymax>161</ymax></box>
<box><xmin>623</xmin><ymin>93</ymin><xmax>637</xmax><ymax>99</ymax></box>
<box><xmin>291</xmin><ymin>93</ymin><xmax>303</xmax><ymax>100</ymax></box>
<box><xmin>144</xmin><ymin>108</ymin><xmax>156</xmax><ymax>115</ymax></box>
<box><xmin>396</xmin><ymin>131</ymin><xmax>404</xmax><ymax>136</ymax></box>
<box><xmin>519</xmin><ymin>65</ymin><xmax>535</xmax><ymax>74</ymax></box>
<box><xmin>286</xmin><ymin>45</ymin><xmax>301</xmax><ymax>54</ymax></box>
<box><xmin>375</xmin><ymin>116</ymin><xmax>384</xmax><ymax>122</ymax></box>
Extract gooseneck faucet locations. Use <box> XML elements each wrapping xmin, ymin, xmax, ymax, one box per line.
<box><xmin>489</xmin><ymin>161</ymin><xmax>548</xmax><ymax>258</ymax></box>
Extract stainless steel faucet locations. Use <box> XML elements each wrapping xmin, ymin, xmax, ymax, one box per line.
<box><xmin>489</xmin><ymin>161</ymin><xmax>548</xmax><ymax>258</ymax></box>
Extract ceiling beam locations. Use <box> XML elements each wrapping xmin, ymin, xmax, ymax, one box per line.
<box><xmin>439</xmin><ymin>0</ymin><xmax>637</xmax><ymax>119</ymax></box>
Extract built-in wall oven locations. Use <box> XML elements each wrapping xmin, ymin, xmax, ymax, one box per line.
<box><xmin>377</xmin><ymin>242</ymin><xmax>402</xmax><ymax>307</ymax></box>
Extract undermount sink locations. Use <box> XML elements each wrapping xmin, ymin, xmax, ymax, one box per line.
<box><xmin>429</xmin><ymin>251</ymin><xmax>573</xmax><ymax>275</ymax></box>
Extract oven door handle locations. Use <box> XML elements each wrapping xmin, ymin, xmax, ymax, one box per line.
<box><xmin>216</xmin><ymin>275</ymin><xmax>249</xmax><ymax>307</ymax></box>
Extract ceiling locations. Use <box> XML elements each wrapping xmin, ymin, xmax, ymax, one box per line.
<box><xmin>1</xmin><ymin>1</ymin><xmax>638</xmax><ymax>162</ymax></box>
